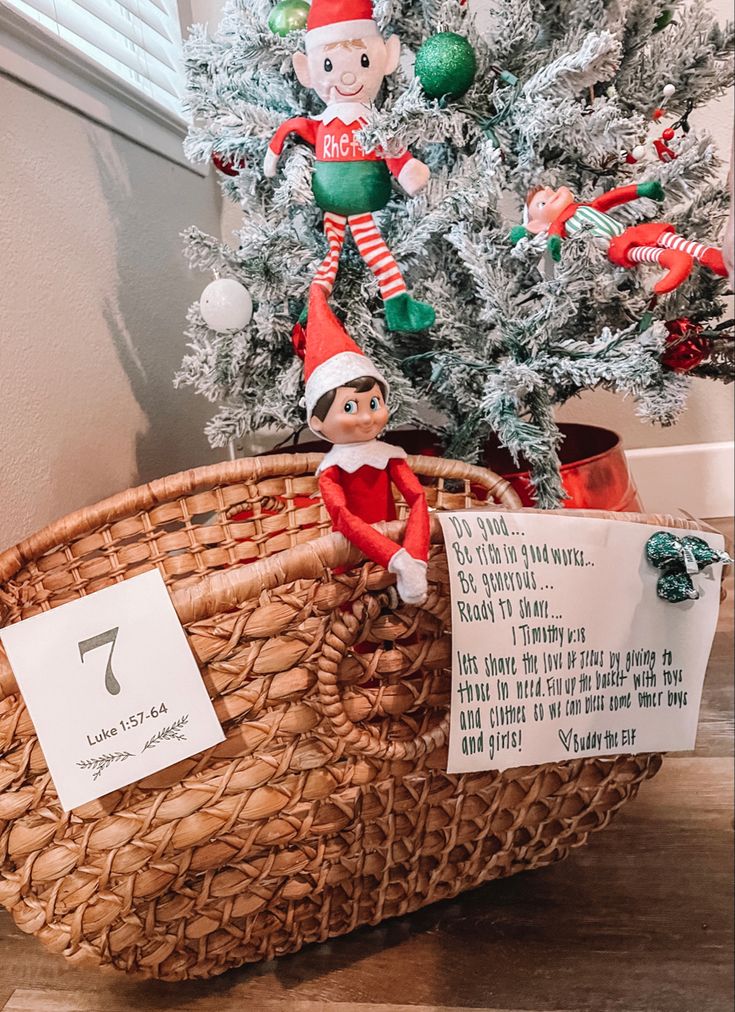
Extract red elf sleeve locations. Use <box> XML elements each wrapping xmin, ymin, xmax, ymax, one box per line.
<box><xmin>385</xmin><ymin>150</ymin><xmax>413</xmax><ymax>178</ymax></box>
<box><xmin>388</xmin><ymin>459</ymin><xmax>430</xmax><ymax>564</ymax></box>
<box><xmin>590</xmin><ymin>184</ymin><xmax>642</xmax><ymax>213</ymax></box>
<box><xmin>319</xmin><ymin>467</ymin><xmax>401</xmax><ymax>570</ymax></box>
<box><xmin>268</xmin><ymin>117</ymin><xmax>320</xmax><ymax>156</ymax></box>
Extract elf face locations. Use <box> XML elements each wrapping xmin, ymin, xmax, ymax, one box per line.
<box><xmin>310</xmin><ymin>383</ymin><xmax>389</xmax><ymax>443</ymax></box>
<box><xmin>293</xmin><ymin>34</ymin><xmax>401</xmax><ymax>106</ymax></box>
<box><xmin>526</xmin><ymin>186</ymin><xmax>576</xmax><ymax>234</ymax></box>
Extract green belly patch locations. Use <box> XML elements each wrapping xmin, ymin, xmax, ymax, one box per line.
<box><xmin>313</xmin><ymin>160</ymin><xmax>393</xmax><ymax>216</ymax></box>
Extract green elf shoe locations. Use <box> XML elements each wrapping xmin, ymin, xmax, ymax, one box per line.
<box><xmin>384</xmin><ymin>292</ymin><xmax>436</xmax><ymax>333</ymax></box>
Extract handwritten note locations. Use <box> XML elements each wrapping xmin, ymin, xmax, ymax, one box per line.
<box><xmin>437</xmin><ymin>512</ymin><xmax>725</xmax><ymax>773</ymax></box>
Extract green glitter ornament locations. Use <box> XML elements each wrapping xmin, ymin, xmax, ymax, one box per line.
<box><xmin>645</xmin><ymin>531</ymin><xmax>684</xmax><ymax>569</ymax></box>
<box><xmin>657</xmin><ymin>571</ymin><xmax>700</xmax><ymax>603</ymax></box>
<box><xmin>268</xmin><ymin>0</ymin><xmax>309</xmax><ymax>36</ymax></box>
<box><xmin>415</xmin><ymin>33</ymin><xmax>477</xmax><ymax>101</ymax></box>
<box><xmin>680</xmin><ymin>536</ymin><xmax>734</xmax><ymax>571</ymax></box>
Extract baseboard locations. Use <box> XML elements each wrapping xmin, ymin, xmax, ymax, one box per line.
<box><xmin>626</xmin><ymin>441</ymin><xmax>734</xmax><ymax>518</ymax></box>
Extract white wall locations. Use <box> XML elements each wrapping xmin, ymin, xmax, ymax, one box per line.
<box><xmin>0</xmin><ymin>73</ymin><xmax>224</xmax><ymax>549</ymax></box>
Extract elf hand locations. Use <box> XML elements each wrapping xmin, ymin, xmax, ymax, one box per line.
<box><xmin>398</xmin><ymin>158</ymin><xmax>431</xmax><ymax>197</ymax></box>
<box><xmin>388</xmin><ymin>549</ymin><xmax>428</xmax><ymax>606</ymax></box>
<box><xmin>263</xmin><ymin>149</ymin><xmax>279</xmax><ymax>178</ymax></box>
<box><xmin>637</xmin><ymin>181</ymin><xmax>665</xmax><ymax>201</ymax></box>
<box><xmin>509</xmin><ymin>225</ymin><xmax>529</xmax><ymax>246</ymax></box>
<box><xmin>547</xmin><ymin>235</ymin><xmax>563</xmax><ymax>262</ymax></box>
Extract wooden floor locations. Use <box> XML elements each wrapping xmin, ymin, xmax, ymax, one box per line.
<box><xmin>1</xmin><ymin>521</ymin><xmax>732</xmax><ymax>1012</ymax></box>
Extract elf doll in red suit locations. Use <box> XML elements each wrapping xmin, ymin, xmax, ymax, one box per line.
<box><xmin>264</xmin><ymin>0</ymin><xmax>435</xmax><ymax>334</ymax></box>
<box><xmin>510</xmin><ymin>181</ymin><xmax>727</xmax><ymax>294</ymax></box>
<box><xmin>302</xmin><ymin>285</ymin><xmax>430</xmax><ymax>605</ymax></box>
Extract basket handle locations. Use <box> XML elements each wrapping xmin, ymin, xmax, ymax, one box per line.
<box><xmin>315</xmin><ymin>591</ymin><xmax>449</xmax><ymax>762</ymax></box>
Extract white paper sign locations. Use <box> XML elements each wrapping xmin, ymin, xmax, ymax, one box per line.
<box><xmin>0</xmin><ymin>570</ymin><xmax>224</xmax><ymax>811</ymax></box>
<box><xmin>438</xmin><ymin>512</ymin><xmax>725</xmax><ymax>774</ymax></box>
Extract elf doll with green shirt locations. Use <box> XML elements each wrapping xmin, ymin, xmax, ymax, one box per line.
<box><xmin>510</xmin><ymin>182</ymin><xmax>727</xmax><ymax>294</ymax></box>
<box><xmin>264</xmin><ymin>0</ymin><xmax>435</xmax><ymax>334</ymax></box>
<box><xmin>301</xmin><ymin>285</ymin><xmax>430</xmax><ymax>606</ymax></box>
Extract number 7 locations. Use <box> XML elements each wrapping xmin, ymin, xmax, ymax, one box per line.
<box><xmin>79</xmin><ymin>628</ymin><xmax>121</xmax><ymax>696</ymax></box>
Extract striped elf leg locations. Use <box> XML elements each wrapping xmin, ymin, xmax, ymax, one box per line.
<box><xmin>627</xmin><ymin>247</ymin><xmax>664</xmax><ymax>266</ymax></box>
<box><xmin>347</xmin><ymin>213</ymin><xmax>435</xmax><ymax>333</ymax></box>
<box><xmin>657</xmin><ymin>232</ymin><xmax>727</xmax><ymax>277</ymax></box>
<box><xmin>628</xmin><ymin>245</ymin><xmax>694</xmax><ymax>294</ymax></box>
<box><xmin>348</xmin><ymin>213</ymin><xmax>407</xmax><ymax>299</ymax></box>
<box><xmin>313</xmin><ymin>213</ymin><xmax>348</xmax><ymax>295</ymax></box>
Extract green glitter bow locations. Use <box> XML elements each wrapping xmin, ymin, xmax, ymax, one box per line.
<box><xmin>645</xmin><ymin>531</ymin><xmax>733</xmax><ymax>603</ymax></box>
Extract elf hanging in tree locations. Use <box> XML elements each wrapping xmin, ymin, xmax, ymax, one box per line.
<box><xmin>511</xmin><ymin>182</ymin><xmax>728</xmax><ymax>294</ymax></box>
<box><xmin>264</xmin><ymin>0</ymin><xmax>435</xmax><ymax>334</ymax></box>
<box><xmin>301</xmin><ymin>285</ymin><xmax>430</xmax><ymax>605</ymax></box>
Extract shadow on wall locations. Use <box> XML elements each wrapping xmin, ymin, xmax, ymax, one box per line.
<box><xmin>87</xmin><ymin>124</ymin><xmax>222</xmax><ymax>484</ymax></box>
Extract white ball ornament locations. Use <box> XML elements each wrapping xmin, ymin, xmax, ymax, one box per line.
<box><xmin>632</xmin><ymin>145</ymin><xmax>647</xmax><ymax>160</ymax></box>
<box><xmin>200</xmin><ymin>278</ymin><xmax>253</xmax><ymax>332</ymax></box>
<box><xmin>663</xmin><ymin>83</ymin><xmax>676</xmax><ymax>98</ymax></box>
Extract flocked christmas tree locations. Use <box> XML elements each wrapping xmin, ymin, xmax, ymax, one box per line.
<box><xmin>177</xmin><ymin>0</ymin><xmax>734</xmax><ymax>507</ymax></box>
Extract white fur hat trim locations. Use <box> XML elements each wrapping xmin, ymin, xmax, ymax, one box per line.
<box><xmin>306</xmin><ymin>20</ymin><xmax>379</xmax><ymax>52</ymax></box>
<box><xmin>306</xmin><ymin>350</ymin><xmax>387</xmax><ymax>429</ymax></box>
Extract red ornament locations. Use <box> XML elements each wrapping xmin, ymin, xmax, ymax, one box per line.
<box><xmin>653</xmin><ymin>108</ymin><xmax>665</xmax><ymax>120</ymax></box>
<box><xmin>211</xmin><ymin>151</ymin><xmax>246</xmax><ymax>176</ymax></box>
<box><xmin>625</xmin><ymin>152</ymin><xmax>638</xmax><ymax>164</ymax></box>
<box><xmin>662</xmin><ymin>127</ymin><xmax>676</xmax><ymax>140</ymax></box>
<box><xmin>662</xmin><ymin>319</ymin><xmax>711</xmax><ymax>372</ymax></box>
<box><xmin>653</xmin><ymin>136</ymin><xmax>677</xmax><ymax>162</ymax></box>
<box><xmin>291</xmin><ymin>320</ymin><xmax>307</xmax><ymax>360</ymax></box>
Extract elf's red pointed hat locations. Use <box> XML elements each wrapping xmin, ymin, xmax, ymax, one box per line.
<box><xmin>305</xmin><ymin>0</ymin><xmax>379</xmax><ymax>52</ymax></box>
<box><xmin>304</xmin><ymin>285</ymin><xmax>387</xmax><ymax>425</ymax></box>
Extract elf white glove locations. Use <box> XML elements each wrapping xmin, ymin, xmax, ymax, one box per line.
<box><xmin>397</xmin><ymin>158</ymin><xmax>430</xmax><ymax>197</ymax></box>
<box><xmin>263</xmin><ymin>148</ymin><xmax>279</xmax><ymax>178</ymax></box>
<box><xmin>388</xmin><ymin>549</ymin><xmax>428</xmax><ymax>606</ymax></box>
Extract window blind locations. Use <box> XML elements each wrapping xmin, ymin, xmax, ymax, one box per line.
<box><xmin>2</xmin><ymin>0</ymin><xmax>185</xmax><ymax>120</ymax></box>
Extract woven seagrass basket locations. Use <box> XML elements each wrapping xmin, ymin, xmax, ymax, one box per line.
<box><xmin>0</xmin><ymin>453</ymin><xmax>711</xmax><ymax>980</ymax></box>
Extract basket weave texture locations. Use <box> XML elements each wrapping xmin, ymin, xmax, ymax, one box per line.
<box><xmin>0</xmin><ymin>454</ymin><xmax>706</xmax><ymax>980</ymax></box>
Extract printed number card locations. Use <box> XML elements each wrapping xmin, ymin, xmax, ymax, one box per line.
<box><xmin>437</xmin><ymin>512</ymin><xmax>725</xmax><ymax>774</ymax></box>
<box><xmin>0</xmin><ymin>570</ymin><xmax>224</xmax><ymax>811</ymax></box>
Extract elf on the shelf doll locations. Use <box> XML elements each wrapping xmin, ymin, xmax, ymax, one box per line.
<box><xmin>301</xmin><ymin>285</ymin><xmax>430</xmax><ymax>605</ymax></box>
<box><xmin>510</xmin><ymin>181</ymin><xmax>728</xmax><ymax>294</ymax></box>
<box><xmin>264</xmin><ymin>0</ymin><xmax>435</xmax><ymax>335</ymax></box>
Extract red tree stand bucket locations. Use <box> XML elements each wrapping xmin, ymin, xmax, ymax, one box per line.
<box><xmin>266</xmin><ymin>423</ymin><xmax>642</xmax><ymax>512</ymax></box>
<box><xmin>482</xmin><ymin>424</ymin><xmax>643</xmax><ymax>511</ymax></box>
